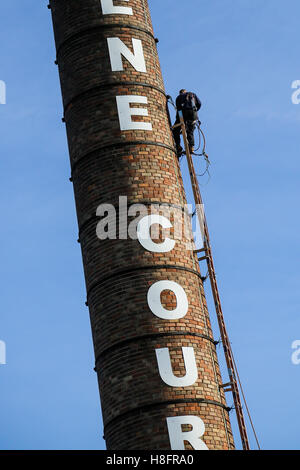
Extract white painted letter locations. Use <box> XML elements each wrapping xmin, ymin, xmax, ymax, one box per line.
<box><xmin>137</xmin><ymin>215</ymin><xmax>175</xmax><ymax>252</ymax></box>
<box><xmin>100</xmin><ymin>0</ymin><xmax>133</xmax><ymax>16</ymax></box>
<box><xmin>166</xmin><ymin>416</ymin><xmax>208</xmax><ymax>450</ymax></box>
<box><xmin>156</xmin><ymin>347</ymin><xmax>198</xmax><ymax>387</ymax></box>
<box><xmin>147</xmin><ymin>280</ymin><xmax>188</xmax><ymax>320</ymax></box>
<box><xmin>116</xmin><ymin>95</ymin><xmax>152</xmax><ymax>131</ymax></box>
<box><xmin>107</xmin><ymin>38</ymin><xmax>146</xmax><ymax>72</ymax></box>
<box><xmin>291</xmin><ymin>80</ymin><xmax>300</xmax><ymax>104</ymax></box>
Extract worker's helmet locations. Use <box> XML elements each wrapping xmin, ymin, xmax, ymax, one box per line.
<box><xmin>179</xmin><ymin>89</ymin><xmax>187</xmax><ymax>94</ymax></box>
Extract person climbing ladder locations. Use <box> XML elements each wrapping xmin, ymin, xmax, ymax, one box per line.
<box><xmin>172</xmin><ymin>89</ymin><xmax>201</xmax><ymax>157</ymax></box>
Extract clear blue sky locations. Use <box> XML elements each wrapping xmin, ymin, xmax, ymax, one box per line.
<box><xmin>0</xmin><ymin>0</ymin><xmax>299</xmax><ymax>450</ymax></box>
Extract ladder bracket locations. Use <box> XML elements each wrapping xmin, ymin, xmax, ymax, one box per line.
<box><xmin>220</xmin><ymin>382</ymin><xmax>233</xmax><ymax>389</ymax></box>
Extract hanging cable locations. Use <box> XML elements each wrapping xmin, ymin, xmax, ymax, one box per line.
<box><xmin>230</xmin><ymin>346</ymin><xmax>261</xmax><ymax>450</ymax></box>
<box><xmin>191</xmin><ymin>120</ymin><xmax>211</xmax><ymax>181</ymax></box>
<box><xmin>166</xmin><ymin>95</ymin><xmax>177</xmax><ymax>111</ymax></box>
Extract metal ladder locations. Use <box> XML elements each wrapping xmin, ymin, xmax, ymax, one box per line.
<box><xmin>175</xmin><ymin>111</ymin><xmax>250</xmax><ymax>450</ymax></box>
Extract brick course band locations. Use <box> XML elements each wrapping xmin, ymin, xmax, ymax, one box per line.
<box><xmin>96</xmin><ymin>335</ymin><xmax>225</xmax><ymax>424</ymax></box>
<box><xmin>86</xmin><ymin>264</ymin><xmax>205</xmax><ymax>301</ymax></box>
<box><xmin>94</xmin><ymin>331</ymin><xmax>219</xmax><ymax>366</ymax></box>
<box><xmin>71</xmin><ymin>141</ymin><xmax>176</xmax><ymax>176</ymax></box>
<box><xmin>63</xmin><ymin>81</ymin><xmax>166</xmax><ymax>115</ymax></box>
<box><xmin>56</xmin><ymin>23</ymin><xmax>156</xmax><ymax>59</ymax></box>
<box><xmin>78</xmin><ymin>201</ymin><xmax>190</xmax><ymax>238</ymax></box>
<box><xmin>104</xmin><ymin>398</ymin><xmax>231</xmax><ymax>435</ymax></box>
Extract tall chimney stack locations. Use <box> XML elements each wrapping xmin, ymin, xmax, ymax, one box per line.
<box><xmin>49</xmin><ymin>0</ymin><xmax>234</xmax><ymax>450</ymax></box>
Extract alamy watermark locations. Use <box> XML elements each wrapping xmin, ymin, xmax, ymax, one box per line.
<box><xmin>291</xmin><ymin>340</ymin><xmax>300</xmax><ymax>365</ymax></box>
<box><xmin>0</xmin><ymin>80</ymin><xmax>6</xmax><ymax>105</ymax></box>
<box><xmin>0</xmin><ymin>340</ymin><xmax>6</xmax><ymax>365</ymax></box>
<box><xmin>291</xmin><ymin>80</ymin><xmax>300</xmax><ymax>104</ymax></box>
<box><xmin>95</xmin><ymin>196</ymin><xmax>206</xmax><ymax>250</ymax></box>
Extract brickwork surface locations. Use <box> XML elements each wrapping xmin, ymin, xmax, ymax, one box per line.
<box><xmin>49</xmin><ymin>0</ymin><xmax>235</xmax><ymax>450</ymax></box>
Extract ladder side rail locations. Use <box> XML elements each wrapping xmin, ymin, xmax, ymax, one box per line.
<box><xmin>205</xmin><ymin>245</ymin><xmax>249</xmax><ymax>448</ymax></box>
<box><xmin>178</xmin><ymin>114</ymin><xmax>250</xmax><ymax>450</ymax></box>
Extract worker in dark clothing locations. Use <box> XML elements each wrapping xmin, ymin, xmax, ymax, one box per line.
<box><xmin>172</xmin><ymin>89</ymin><xmax>201</xmax><ymax>157</ymax></box>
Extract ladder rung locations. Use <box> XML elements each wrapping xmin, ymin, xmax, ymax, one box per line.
<box><xmin>193</xmin><ymin>248</ymin><xmax>206</xmax><ymax>254</ymax></box>
<box><xmin>198</xmin><ymin>256</ymin><xmax>208</xmax><ymax>262</ymax></box>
